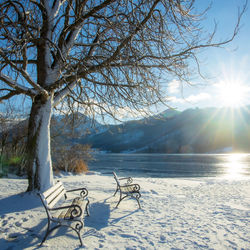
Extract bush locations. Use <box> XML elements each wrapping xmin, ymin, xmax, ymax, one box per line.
<box><xmin>55</xmin><ymin>158</ymin><xmax>89</xmax><ymax>174</ymax></box>
<box><xmin>52</xmin><ymin>143</ymin><xmax>93</xmax><ymax>174</ymax></box>
<box><xmin>8</xmin><ymin>156</ymin><xmax>22</xmax><ymax>166</ymax></box>
<box><xmin>71</xmin><ymin>159</ymin><xmax>89</xmax><ymax>174</ymax></box>
<box><xmin>0</xmin><ymin>155</ymin><xmax>25</xmax><ymax>177</ymax></box>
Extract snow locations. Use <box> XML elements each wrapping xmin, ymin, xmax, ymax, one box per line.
<box><xmin>0</xmin><ymin>173</ymin><xmax>250</xmax><ymax>249</ymax></box>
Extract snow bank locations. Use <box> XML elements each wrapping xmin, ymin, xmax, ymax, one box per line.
<box><xmin>0</xmin><ymin>174</ymin><xmax>249</xmax><ymax>249</ymax></box>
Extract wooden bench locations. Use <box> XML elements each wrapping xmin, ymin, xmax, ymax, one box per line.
<box><xmin>113</xmin><ymin>171</ymin><xmax>141</xmax><ymax>209</ymax></box>
<box><xmin>38</xmin><ymin>180</ymin><xmax>89</xmax><ymax>246</ymax></box>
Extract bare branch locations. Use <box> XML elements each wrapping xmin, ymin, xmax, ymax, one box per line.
<box><xmin>0</xmin><ymin>73</ymin><xmax>37</xmax><ymax>96</ymax></box>
<box><xmin>99</xmin><ymin>0</ymin><xmax>161</xmax><ymax>67</ymax></box>
<box><xmin>55</xmin><ymin>0</ymin><xmax>115</xmax><ymax>66</ymax></box>
<box><xmin>0</xmin><ymin>0</ymin><xmax>246</xmax><ymax>116</ymax></box>
<box><xmin>0</xmin><ymin>89</ymin><xmax>22</xmax><ymax>102</ymax></box>
<box><xmin>0</xmin><ymin>49</ymin><xmax>48</xmax><ymax>96</ymax></box>
<box><xmin>53</xmin><ymin>81</ymin><xmax>78</xmax><ymax>106</ymax></box>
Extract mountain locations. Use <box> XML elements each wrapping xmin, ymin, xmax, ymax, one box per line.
<box><xmin>4</xmin><ymin>107</ymin><xmax>250</xmax><ymax>154</ymax></box>
<box><xmin>77</xmin><ymin>107</ymin><xmax>250</xmax><ymax>153</ymax></box>
<box><xmin>51</xmin><ymin>112</ymin><xmax>107</xmax><ymax>144</ymax></box>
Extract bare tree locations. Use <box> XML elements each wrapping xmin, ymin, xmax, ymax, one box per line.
<box><xmin>0</xmin><ymin>0</ymin><xmax>246</xmax><ymax>191</ymax></box>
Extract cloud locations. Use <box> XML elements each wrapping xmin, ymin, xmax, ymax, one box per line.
<box><xmin>169</xmin><ymin>92</ymin><xmax>211</xmax><ymax>104</ymax></box>
<box><xmin>185</xmin><ymin>93</ymin><xmax>211</xmax><ymax>103</ymax></box>
<box><xmin>167</xmin><ymin>80</ymin><xmax>181</xmax><ymax>94</ymax></box>
<box><xmin>168</xmin><ymin>96</ymin><xmax>185</xmax><ymax>104</ymax></box>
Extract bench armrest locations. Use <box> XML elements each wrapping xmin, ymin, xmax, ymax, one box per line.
<box><xmin>66</xmin><ymin>187</ymin><xmax>88</xmax><ymax>198</ymax></box>
<box><xmin>120</xmin><ymin>183</ymin><xmax>140</xmax><ymax>192</ymax></box>
<box><xmin>119</xmin><ymin>177</ymin><xmax>133</xmax><ymax>184</ymax></box>
<box><xmin>50</xmin><ymin>204</ymin><xmax>83</xmax><ymax>218</ymax></box>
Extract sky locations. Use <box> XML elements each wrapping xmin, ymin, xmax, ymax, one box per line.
<box><xmin>1</xmin><ymin>0</ymin><xmax>250</xmax><ymax>121</ymax></box>
<box><xmin>166</xmin><ymin>0</ymin><xmax>250</xmax><ymax>111</ymax></box>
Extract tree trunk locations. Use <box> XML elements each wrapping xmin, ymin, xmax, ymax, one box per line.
<box><xmin>26</xmin><ymin>94</ymin><xmax>54</xmax><ymax>192</ymax></box>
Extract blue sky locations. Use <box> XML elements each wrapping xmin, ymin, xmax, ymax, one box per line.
<box><xmin>166</xmin><ymin>0</ymin><xmax>250</xmax><ymax>111</ymax></box>
<box><xmin>1</xmin><ymin>0</ymin><xmax>250</xmax><ymax>121</ymax></box>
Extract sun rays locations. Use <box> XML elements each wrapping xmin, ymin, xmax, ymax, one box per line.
<box><xmin>217</xmin><ymin>81</ymin><xmax>248</xmax><ymax>108</ymax></box>
<box><xmin>214</xmin><ymin>60</ymin><xmax>250</xmax><ymax>108</ymax></box>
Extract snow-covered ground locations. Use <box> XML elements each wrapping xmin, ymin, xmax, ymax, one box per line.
<box><xmin>0</xmin><ymin>173</ymin><xmax>250</xmax><ymax>249</ymax></box>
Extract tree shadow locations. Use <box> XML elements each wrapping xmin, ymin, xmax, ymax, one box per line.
<box><xmin>0</xmin><ymin>217</ymin><xmax>92</xmax><ymax>249</ymax></box>
<box><xmin>0</xmin><ymin>192</ymin><xmax>41</xmax><ymax>215</ymax></box>
<box><xmin>0</xmin><ymin>192</ymin><xmax>83</xmax><ymax>249</ymax></box>
<box><xmin>0</xmin><ymin>217</ymin><xmax>47</xmax><ymax>250</ymax></box>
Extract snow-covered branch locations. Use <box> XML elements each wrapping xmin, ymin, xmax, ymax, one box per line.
<box><xmin>50</xmin><ymin>0</ymin><xmax>66</xmax><ymax>18</ymax></box>
<box><xmin>0</xmin><ymin>73</ymin><xmax>37</xmax><ymax>97</ymax></box>
<box><xmin>53</xmin><ymin>81</ymin><xmax>78</xmax><ymax>107</ymax></box>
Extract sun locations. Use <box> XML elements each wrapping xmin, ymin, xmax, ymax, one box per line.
<box><xmin>217</xmin><ymin>81</ymin><xmax>247</xmax><ymax>108</ymax></box>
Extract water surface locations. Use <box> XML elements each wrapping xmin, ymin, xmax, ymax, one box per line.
<box><xmin>88</xmin><ymin>153</ymin><xmax>250</xmax><ymax>178</ymax></box>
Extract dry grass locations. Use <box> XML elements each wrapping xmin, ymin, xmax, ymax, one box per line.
<box><xmin>71</xmin><ymin>159</ymin><xmax>89</xmax><ymax>174</ymax></box>
<box><xmin>55</xmin><ymin>158</ymin><xmax>89</xmax><ymax>174</ymax></box>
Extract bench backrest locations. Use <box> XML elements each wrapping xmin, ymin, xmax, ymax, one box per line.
<box><xmin>39</xmin><ymin>181</ymin><xmax>66</xmax><ymax>209</ymax></box>
<box><xmin>113</xmin><ymin>172</ymin><xmax>120</xmax><ymax>187</ymax></box>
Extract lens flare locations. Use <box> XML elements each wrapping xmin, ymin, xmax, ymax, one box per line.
<box><xmin>217</xmin><ymin>81</ymin><xmax>247</xmax><ymax>108</ymax></box>
<box><xmin>225</xmin><ymin>154</ymin><xmax>246</xmax><ymax>178</ymax></box>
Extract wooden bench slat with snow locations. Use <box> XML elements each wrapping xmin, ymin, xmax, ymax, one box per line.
<box><xmin>113</xmin><ymin>171</ymin><xmax>141</xmax><ymax>209</ymax></box>
<box><xmin>38</xmin><ymin>180</ymin><xmax>89</xmax><ymax>246</ymax></box>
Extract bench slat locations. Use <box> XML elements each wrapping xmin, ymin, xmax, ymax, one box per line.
<box><xmin>42</xmin><ymin>181</ymin><xmax>66</xmax><ymax>209</ymax></box>
<box><xmin>47</xmin><ymin>188</ymin><xmax>65</xmax><ymax>209</ymax></box>
<box><xmin>57</xmin><ymin>198</ymin><xmax>88</xmax><ymax>219</ymax></box>
<box><xmin>43</xmin><ymin>181</ymin><xmax>63</xmax><ymax>197</ymax></box>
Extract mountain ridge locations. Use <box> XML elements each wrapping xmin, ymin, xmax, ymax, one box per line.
<box><xmin>76</xmin><ymin>106</ymin><xmax>250</xmax><ymax>153</ymax></box>
<box><xmin>4</xmin><ymin>107</ymin><xmax>250</xmax><ymax>154</ymax></box>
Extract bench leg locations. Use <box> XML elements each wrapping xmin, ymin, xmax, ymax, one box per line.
<box><xmin>40</xmin><ymin>219</ymin><xmax>84</xmax><ymax>247</ymax></box>
<box><xmin>116</xmin><ymin>192</ymin><xmax>141</xmax><ymax>209</ymax></box>
<box><xmin>135</xmin><ymin>197</ymin><xmax>141</xmax><ymax>209</ymax></box>
<box><xmin>40</xmin><ymin>219</ymin><xmax>51</xmax><ymax>246</ymax></box>
<box><xmin>115</xmin><ymin>197</ymin><xmax>123</xmax><ymax>208</ymax></box>
<box><xmin>76</xmin><ymin>230</ymin><xmax>83</xmax><ymax>246</ymax></box>
<box><xmin>134</xmin><ymin>193</ymin><xmax>141</xmax><ymax>209</ymax></box>
<box><xmin>115</xmin><ymin>193</ymin><xmax>128</xmax><ymax>208</ymax></box>
<box><xmin>40</xmin><ymin>219</ymin><xmax>61</xmax><ymax>246</ymax></box>
<box><xmin>113</xmin><ymin>185</ymin><xmax>119</xmax><ymax>196</ymax></box>
<box><xmin>70</xmin><ymin>220</ymin><xmax>84</xmax><ymax>246</ymax></box>
<box><xmin>70</xmin><ymin>227</ymin><xmax>83</xmax><ymax>246</ymax></box>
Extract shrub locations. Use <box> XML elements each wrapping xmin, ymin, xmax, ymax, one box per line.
<box><xmin>0</xmin><ymin>155</ymin><xmax>25</xmax><ymax>177</ymax></box>
<box><xmin>55</xmin><ymin>158</ymin><xmax>89</xmax><ymax>174</ymax></box>
<box><xmin>8</xmin><ymin>156</ymin><xmax>22</xmax><ymax>166</ymax></box>
<box><xmin>52</xmin><ymin>143</ymin><xmax>92</xmax><ymax>174</ymax></box>
<box><xmin>71</xmin><ymin>159</ymin><xmax>89</xmax><ymax>174</ymax></box>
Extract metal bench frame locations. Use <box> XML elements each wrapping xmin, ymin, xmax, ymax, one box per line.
<box><xmin>113</xmin><ymin>171</ymin><xmax>141</xmax><ymax>209</ymax></box>
<box><xmin>38</xmin><ymin>180</ymin><xmax>89</xmax><ymax>246</ymax></box>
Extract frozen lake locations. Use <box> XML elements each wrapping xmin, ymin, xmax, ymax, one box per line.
<box><xmin>88</xmin><ymin>153</ymin><xmax>250</xmax><ymax>178</ymax></box>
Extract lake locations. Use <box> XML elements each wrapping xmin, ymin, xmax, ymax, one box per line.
<box><xmin>88</xmin><ymin>153</ymin><xmax>250</xmax><ymax>178</ymax></box>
